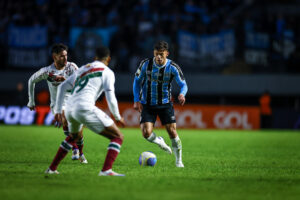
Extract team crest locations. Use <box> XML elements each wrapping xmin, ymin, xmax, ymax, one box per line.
<box><xmin>135</xmin><ymin>68</ymin><xmax>141</xmax><ymax>76</ymax></box>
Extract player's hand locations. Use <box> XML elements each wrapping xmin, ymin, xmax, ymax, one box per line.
<box><xmin>54</xmin><ymin>75</ymin><xmax>66</xmax><ymax>82</ymax></box>
<box><xmin>133</xmin><ymin>102</ymin><xmax>143</xmax><ymax>113</ymax></box>
<box><xmin>178</xmin><ymin>94</ymin><xmax>186</xmax><ymax>106</ymax></box>
<box><xmin>27</xmin><ymin>106</ymin><xmax>35</xmax><ymax>111</ymax></box>
<box><xmin>53</xmin><ymin>113</ymin><xmax>63</xmax><ymax>128</ymax></box>
<box><xmin>116</xmin><ymin>117</ymin><xmax>125</xmax><ymax>128</ymax></box>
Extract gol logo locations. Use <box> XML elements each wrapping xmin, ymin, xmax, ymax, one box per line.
<box><xmin>213</xmin><ymin>111</ymin><xmax>252</xmax><ymax>129</ymax></box>
<box><xmin>175</xmin><ymin>110</ymin><xmax>206</xmax><ymax>128</ymax></box>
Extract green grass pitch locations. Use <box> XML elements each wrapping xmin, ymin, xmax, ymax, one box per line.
<box><xmin>1</xmin><ymin>125</ymin><xmax>300</xmax><ymax>200</ymax></box>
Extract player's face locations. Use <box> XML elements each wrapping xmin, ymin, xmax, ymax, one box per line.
<box><xmin>154</xmin><ymin>50</ymin><xmax>169</xmax><ymax>66</ymax></box>
<box><xmin>53</xmin><ymin>50</ymin><xmax>68</xmax><ymax>68</ymax></box>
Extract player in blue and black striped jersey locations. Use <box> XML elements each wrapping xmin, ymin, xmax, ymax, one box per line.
<box><xmin>133</xmin><ymin>41</ymin><xmax>188</xmax><ymax>167</ymax></box>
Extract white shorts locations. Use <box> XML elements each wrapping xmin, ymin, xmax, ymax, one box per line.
<box><xmin>65</xmin><ymin>106</ymin><xmax>114</xmax><ymax>133</ymax></box>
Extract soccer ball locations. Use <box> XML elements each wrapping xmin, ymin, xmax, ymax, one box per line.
<box><xmin>139</xmin><ymin>151</ymin><xmax>157</xmax><ymax>166</ymax></box>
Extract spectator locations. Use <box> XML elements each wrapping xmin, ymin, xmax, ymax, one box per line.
<box><xmin>14</xmin><ymin>82</ymin><xmax>27</xmax><ymax>105</ymax></box>
<box><xmin>0</xmin><ymin>0</ymin><xmax>299</xmax><ymax>74</ymax></box>
<box><xmin>259</xmin><ymin>90</ymin><xmax>272</xmax><ymax>129</ymax></box>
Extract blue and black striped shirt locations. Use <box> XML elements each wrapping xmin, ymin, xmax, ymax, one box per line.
<box><xmin>133</xmin><ymin>58</ymin><xmax>188</xmax><ymax>105</ymax></box>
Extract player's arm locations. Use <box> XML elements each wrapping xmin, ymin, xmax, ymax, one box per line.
<box><xmin>172</xmin><ymin>65</ymin><xmax>188</xmax><ymax>106</ymax></box>
<box><xmin>53</xmin><ymin>74</ymin><xmax>76</xmax><ymax>127</ymax></box>
<box><xmin>27</xmin><ymin>68</ymin><xmax>48</xmax><ymax>110</ymax></box>
<box><xmin>133</xmin><ymin>78</ymin><xmax>142</xmax><ymax>112</ymax></box>
<box><xmin>133</xmin><ymin>59</ymin><xmax>147</xmax><ymax>112</ymax></box>
<box><xmin>104</xmin><ymin>70</ymin><xmax>125</xmax><ymax>127</ymax></box>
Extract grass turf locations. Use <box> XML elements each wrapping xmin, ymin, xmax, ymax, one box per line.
<box><xmin>0</xmin><ymin>125</ymin><xmax>300</xmax><ymax>200</ymax></box>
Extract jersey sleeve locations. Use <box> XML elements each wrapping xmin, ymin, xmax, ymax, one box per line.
<box><xmin>172</xmin><ymin>64</ymin><xmax>188</xmax><ymax>96</ymax></box>
<box><xmin>66</xmin><ymin>62</ymin><xmax>79</xmax><ymax>92</ymax></box>
<box><xmin>133</xmin><ymin>59</ymin><xmax>148</xmax><ymax>102</ymax></box>
<box><xmin>54</xmin><ymin>73</ymin><xmax>76</xmax><ymax>114</ymax></box>
<box><xmin>72</xmin><ymin>62</ymin><xmax>79</xmax><ymax>70</ymax></box>
<box><xmin>70</xmin><ymin>62</ymin><xmax>79</xmax><ymax>71</ymax></box>
<box><xmin>103</xmin><ymin>69</ymin><xmax>122</xmax><ymax>121</ymax></box>
<box><xmin>27</xmin><ymin>67</ymin><xmax>48</xmax><ymax>108</ymax></box>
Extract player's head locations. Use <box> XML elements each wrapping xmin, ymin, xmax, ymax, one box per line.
<box><xmin>51</xmin><ymin>43</ymin><xmax>68</xmax><ymax>68</ymax></box>
<box><xmin>95</xmin><ymin>46</ymin><xmax>111</xmax><ymax>65</ymax></box>
<box><xmin>153</xmin><ymin>41</ymin><xmax>169</xmax><ymax>66</ymax></box>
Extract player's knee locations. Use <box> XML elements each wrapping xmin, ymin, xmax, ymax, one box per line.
<box><xmin>71</xmin><ymin>132</ymin><xmax>79</xmax><ymax>140</ymax></box>
<box><xmin>112</xmin><ymin>129</ymin><xmax>124</xmax><ymax>141</ymax></box>
<box><xmin>118</xmin><ymin>132</ymin><xmax>124</xmax><ymax>141</ymax></box>
<box><xmin>170</xmin><ymin>127</ymin><xmax>176</xmax><ymax>133</ymax></box>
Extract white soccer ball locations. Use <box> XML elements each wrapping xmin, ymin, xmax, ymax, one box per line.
<box><xmin>139</xmin><ymin>151</ymin><xmax>157</xmax><ymax>166</ymax></box>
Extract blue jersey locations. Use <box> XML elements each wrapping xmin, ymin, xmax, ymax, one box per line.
<box><xmin>133</xmin><ymin>58</ymin><xmax>188</xmax><ymax>105</ymax></box>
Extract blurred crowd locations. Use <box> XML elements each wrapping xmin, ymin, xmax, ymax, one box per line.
<box><xmin>0</xmin><ymin>0</ymin><xmax>300</xmax><ymax>73</ymax></box>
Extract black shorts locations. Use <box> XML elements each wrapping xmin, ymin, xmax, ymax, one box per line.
<box><xmin>140</xmin><ymin>103</ymin><xmax>176</xmax><ymax>125</ymax></box>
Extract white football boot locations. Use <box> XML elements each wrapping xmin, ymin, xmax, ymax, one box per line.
<box><xmin>176</xmin><ymin>162</ymin><xmax>184</xmax><ymax>168</ymax></box>
<box><xmin>79</xmin><ymin>154</ymin><xmax>88</xmax><ymax>164</ymax></box>
<box><xmin>98</xmin><ymin>169</ymin><xmax>125</xmax><ymax>176</ymax></box>
<box><xmin>157</xmin><ymin>136</ymin><xmax>172</xmax><ymax>154</ymax></box>
<box><xmin>45</xmin><ymin>168</ymin><xmax>59</xmax><ymax>174</ymax></box>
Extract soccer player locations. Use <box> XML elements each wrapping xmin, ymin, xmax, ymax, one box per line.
<box><xmin>46</xmin><ymin>46</ymin><xmax>125</xmax><ymax>176</ymax></box>
<box><xmin>133</xmin><ymin>41</ymin><xmax>188</xmax><ymax>168</ymax></box>
<box><xmin>27</xmin><ymin>43</ymin><xmax>87</xmax><ymax>163</ymax></box>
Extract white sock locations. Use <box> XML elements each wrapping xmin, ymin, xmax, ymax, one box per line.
<box><xmin>146</xmin><ymin>132</ymin><xmax>161</xmax><ymax>145</ymax></box>
<box><xmin>171</xmin><ymin>136</ymin><xmax>181</xmax><ymax>148</ymax></box>
<box><xmin>171</xmin><ymin>136</ymin><xmax>182</xmax><ymax>163</ymax></box>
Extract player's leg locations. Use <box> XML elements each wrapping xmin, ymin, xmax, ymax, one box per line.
<box><xmin>62</xmin><ymin>110</ymin><xmax>80</xmax><ymax>160</ymax></box>
<box><xmin>140</xmin><ymin>121</ymin><xmax>172</xmax><ymax>154</ymax></box>
<box><xmin>140</xmin><ymin>105</ymin><xmax>160</xmax><ymax>144</ymax></box>
<box><xmin>77</xmin><ymin>128</ymin><xmax>88</xmax><ymax>163</ymax></box>
<box><xmin>165</xmin><ymin>123</ymin><xmax>184</xmax><ymax>168</ymax></box>
<box><xmin>140</xmin><ymin>104</ymin><xmax>171</xmax><ymax>153</ymax></box>
<box><xmin>159</xmin><ymin>103</ymin><xmax>183</xmax><ymax>167</ymax></box>
<box><xmin>82</xmin><ymin>107</ymin><xmax>124</xmax><ymax>176</ymax></box>
<box><xmin>46</xmin><ymin>111</ymin><xmax>82</xmax><ymax>174</ymax></box>
<box><xmin>46</xmin><ymin>132</ymin><xmax>80</xmax><ymax>174</ymax></box>
<box><xmin>98</xmin><ymin>124</ymin><xmax>125</xmax><ymax>176</ymax></box>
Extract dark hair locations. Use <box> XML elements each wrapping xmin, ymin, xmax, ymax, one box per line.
<box><xmin>95</xmin><ymin>46</ymin><xmax>110</xmax><ymax>60</ymax></box>
<box><xmin>154</xmin><ymin>41</ymin><xmax>169</xmax><ymax>51</ymax></box>
<box><xmin>51</xmin><ymin>43</ymin><xmax>68</xmax><ymax>54</ymax></box>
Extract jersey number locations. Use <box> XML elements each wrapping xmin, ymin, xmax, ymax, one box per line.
<box><xmin>71</xmin><ymin>72</ymin><xmax>102</xmax><ymax>94</ymax></box>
